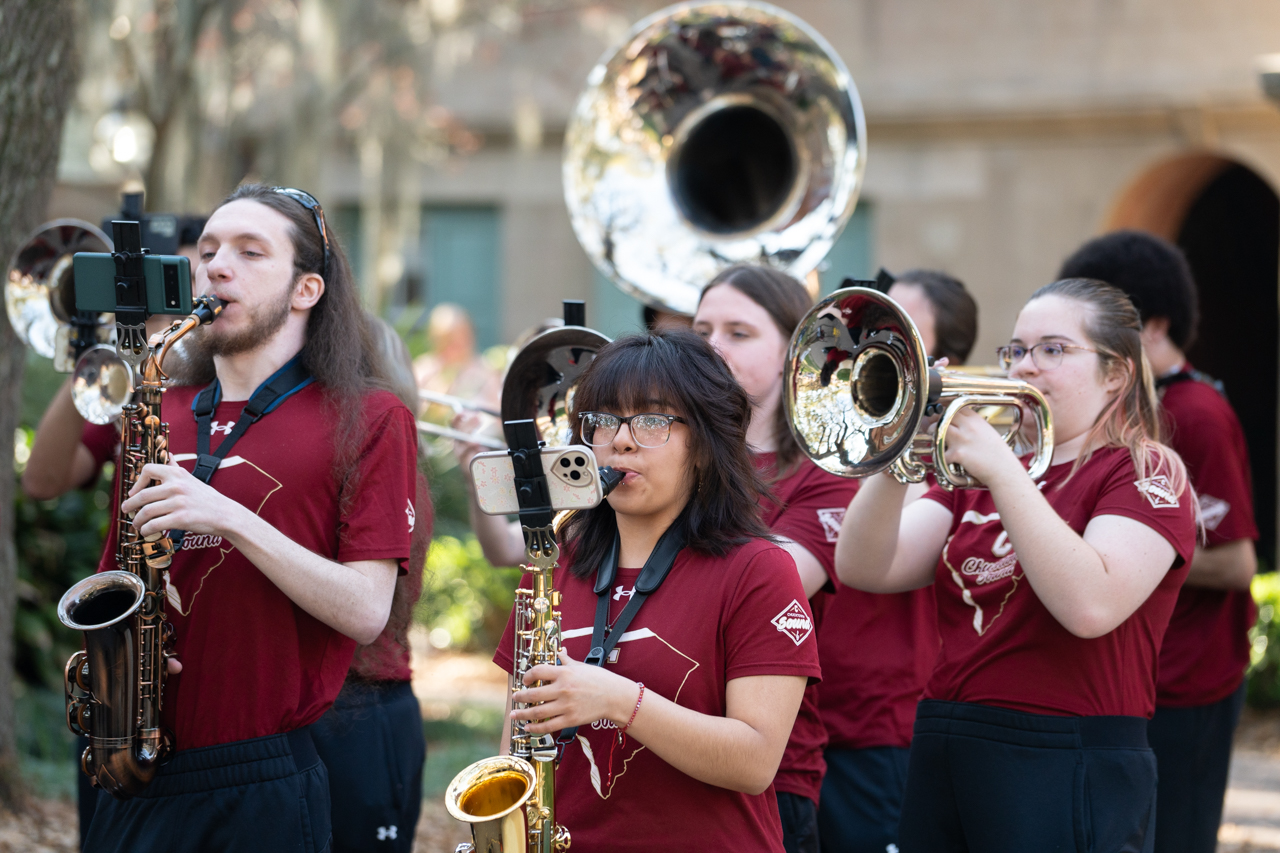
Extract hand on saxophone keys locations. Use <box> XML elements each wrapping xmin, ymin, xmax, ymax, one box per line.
<box><xmin>509</xmin><ymin>646</ymin><xmax>642</xmax><ymax>736</ymax></box>
<box><xmin>121</xmin><ymin>460</ymin><xmax>242</xmax><ymax>540</ymax></box>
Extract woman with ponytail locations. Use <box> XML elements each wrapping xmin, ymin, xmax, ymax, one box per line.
<box><xmin>835</xmin><ymin>278</ymin><xmax>1198</xmax><ymax>851</ymax></box>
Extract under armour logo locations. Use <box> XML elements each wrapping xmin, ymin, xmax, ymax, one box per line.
<box><xmin>209</xmin><ymin>421</ymin><xmax>234</xmax><ymax>435</ymax></box>
<box><xmin>613</xmin><ymin>585</ymin><xmax>634</xmax><ymax>601</ymax></box>
<box><xmin>376</xmin><ymin>825</ymin><xmax>398</xmax><ymax>841</ymax></box>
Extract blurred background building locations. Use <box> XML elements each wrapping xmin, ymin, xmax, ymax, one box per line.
<box><xmin>46</xmin><ymin>0</ymin><xmax>1280</xmax><ymax>560</ymax></box>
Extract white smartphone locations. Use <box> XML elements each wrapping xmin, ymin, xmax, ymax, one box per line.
<box><xmin>470</xmin><ymin>446</ymin><xmax>606</xmax><ymax>516</ymax></box>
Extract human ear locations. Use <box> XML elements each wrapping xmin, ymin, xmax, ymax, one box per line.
<box><xmin>1139</xmin><ymin>316</ymin><xmax>1170</xmax><ymax>348</ymax></box>
<box><xmin>292</xmin><ymin>272</ymin><xmax>325</xmax><ymax>310</ymax></box>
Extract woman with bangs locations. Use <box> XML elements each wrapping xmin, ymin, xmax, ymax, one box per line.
<box><xmin>493</xmin><ymin>329</ymin><xmax>821</xmax><ymax>853</ymax></box>
<box><xmin>835</xmin><ymin>278</ymin><xmax>1198</xmax><ymax>851</ymax></box>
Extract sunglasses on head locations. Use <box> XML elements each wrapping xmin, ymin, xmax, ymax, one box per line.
<box><xmin>270</xmin><ymin>187</ymin><xmax>331</xmax><ymax>282</ymax></box>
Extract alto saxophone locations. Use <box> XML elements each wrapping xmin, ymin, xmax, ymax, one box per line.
<box><xmin>446</xmin><ymin>523</ymin><xmax>571</xmax><ymax>853</ymax></box>
<box><xmin>57</xmin><ymin>296</ymin><xmax>223</xmax><ymax>798</ymax></box>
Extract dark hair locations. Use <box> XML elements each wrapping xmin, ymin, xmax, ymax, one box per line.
<box><xmin>561</xmin><ymin>329</ymin><xmax>774</xmax><ymax>579</ymax></box>
<box><xmin>191</xmin><ymin>183</ymin><xmax>393</xmax><ymax>501</ymax></box>
<box><xmin>1028</xmin><ymin>278</ymin><xmax>1189</xmax><ymax>501</ymax></box>
<box><xmin>1057</xmin><ymin>230</ymin><xmax>1199</xmax><ymax>350</ymax></box>
<box><xmin>700</xmin><ymin>264</ymin><xmax>813</xmax><ymax>479</ymax></box>
<box><xmin>893</xmin><ymin>269</ymin><xmax>978</xmax><ymax>365</ymax></box>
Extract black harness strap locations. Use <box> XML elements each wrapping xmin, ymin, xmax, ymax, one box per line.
<box><xmin>1156</xmin><ymin>366</ymin><xmax>1227</xmax><ymax>399</ymax></box>
<box><xmin>558</xmin><ymin>524</ymin><xmax>685</xmax><ymax>745</ymax></box>
<box><xmin>190</xmin><ymin>357</ymin><xmax>313</xmax><ymax>483</ymax></box>
<box><xmin>172</xmin><ymin>357</ymin><xmax>312</xmax><ymax>549</ymax></box>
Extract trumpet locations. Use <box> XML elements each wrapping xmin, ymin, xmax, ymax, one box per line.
<box><xmin>785</xmin><ymin>287</ymin><xmax>1054</xmax><ymax>489</ymax></box>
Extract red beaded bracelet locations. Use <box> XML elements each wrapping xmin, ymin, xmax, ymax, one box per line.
<box><xmin>618</xmin><ymin>682</ymin><xmax>645</xmax><ymax>741</ymax></box>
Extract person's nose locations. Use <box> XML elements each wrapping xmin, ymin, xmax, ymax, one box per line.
<box><xmin>611</xmin><ymin>420</ymin><xmax>637</xmax><ymax>452</ymax></box>
<box><xmin>1008</xmin><ymin>350</ymin><xmax>1038</xmax><ymax>381</ymax></box>
<box><xmin>205</xmin><ymin>246</ymin><xmax>232</xmax><ymax>283</ymax></box>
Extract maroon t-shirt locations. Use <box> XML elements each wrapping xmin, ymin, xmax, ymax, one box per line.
<box><xmin>97</xmin><ymin>383</ymin><xmax>417</xmax><ymax>749</ymax></box>
<box><xmin>494</xmin><ymin>539</ymin><xmax>822</xmax><ymax>853</ymax></box>
<box><xmin>349</xmin><ymin>469</ymin><xmax>432</xmax><ymax>683</ymax></box>
<box><xmin>920</xmin><ymin>446</ymin><xmax>1196</xmax><ymax>717</ymax></box>
<box><xmin>756</xmin><ymin>453</ymin><xmax>848</xmax><ymax>804</ymax></box>
<box><xmin>80</xmin><ymin>422</ymin><xmax>119</xmax><ymax>483</ymax></box>
<box><xmin>1156</xmin><ymin>370</ymin><xmax>1259</xmax><ymax>707</ymax></box>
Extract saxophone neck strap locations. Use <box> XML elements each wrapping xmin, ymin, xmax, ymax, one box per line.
<box><xmin>557</xmin><ymin>523</ymin><xmax>684</xmax><ymax>747</ymax></box>
<box><xmin>172</xmin><ymin>356</ymin><xmax>312</xmax><ymax>551</ymax></box>
<box><xmin>190</xmin><ymin>355</ymin><xmax>314</xmax><ymax>483</ymax></box>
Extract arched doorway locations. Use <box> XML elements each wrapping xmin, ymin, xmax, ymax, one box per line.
<box><xmin>1106</xmin><ymin>153</ymin><xmax>1280</xmax><ymax>567</ymax></box>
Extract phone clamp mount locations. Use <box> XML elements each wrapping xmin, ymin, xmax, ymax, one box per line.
<box><xmin>505</xmin><ymin>418</ymin><xmax>559</xmax><ymax>568</ymax></box>
<box><xmin>110</xmin><ymin>218</ymin><xmax>153</xmax><ymax>374</ymax></box>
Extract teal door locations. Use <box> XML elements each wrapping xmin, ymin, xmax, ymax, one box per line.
<box><xmin>422</xmin><ymin>208</ymin><xmax>502</xmax><ymax>349</ymax></box>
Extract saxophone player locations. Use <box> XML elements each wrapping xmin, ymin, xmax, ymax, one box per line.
<box><xmin>495</xmin><ymin>330</ymin><xmax>821</xmax><ymax>853</ymax></box>
<box><xmin>83</xmin><ymin>184</ymin><xmax>418</xmax><ymax>853</ymax></box>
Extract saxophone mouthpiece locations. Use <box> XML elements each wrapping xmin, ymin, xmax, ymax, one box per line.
<box><xmin>598</xmin><ymin>466</ymin><xmax>624</xmax><ymax>496</ymax></box>
<box><xmin>192</xmin><ymin>295</ymin><xmax>224</xmax><ymax>324</ymax></box>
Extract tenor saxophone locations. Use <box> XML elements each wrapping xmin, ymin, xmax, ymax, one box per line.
<box><xmin>57</xmin><ymin>296</ymin><xmax>223</xmax><ymax>798</ymax></box>
<box><xmin>445</xmin><ymin>524</ymin><xmax>571</xmax><ymax>853</ymax></box>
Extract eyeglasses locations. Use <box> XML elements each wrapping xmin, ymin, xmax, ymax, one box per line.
<box><xmin>578</xmin><ymin>412</ymin><xmax>687</xmax><ymax>448</ymax></box>
<box><xmin>270</xmin><ymin>187</ymin><xmax>331</xmax><ymax>282</ymax></box>
<box><xmin>996</xmin><ymin>342</ymin><xmax>1100</xmax><ymax>371</ymax></box>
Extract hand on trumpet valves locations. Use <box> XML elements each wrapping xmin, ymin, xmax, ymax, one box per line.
<box><xmin>510</xmin><ymin>647</ymin><xmax>643</xmax><ymax>736</ymax></box>
<box><xmin>938</xmin><ymin>407</ymin><xmax>1023</xmax><ymax>487</ymax></box>
<box><xmin>121</xmin><ymin>460</ymin><xmax>243</xmax><ymax>541</ymax></box>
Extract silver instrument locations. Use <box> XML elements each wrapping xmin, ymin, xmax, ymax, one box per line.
<box><xmin>563</xmin><ymin>1</ymin><xmax>866</xmax><ymax>314</ymax></box>
<box><xmin>786</xmin><ymin>287</ymin><xmax>1055</xmax><ymax>490</ymax></box>
<box><xmin>4</xmin><ymin>219</ymin><xmax>139</xmax><ymax>424</ymax></box>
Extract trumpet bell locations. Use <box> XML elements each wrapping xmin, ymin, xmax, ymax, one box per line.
<box><xmin>563</xmin><ymin>1</ymin><xmax>866</xmax><ymax>313</ymax></box>
<box><xmin>5</xmin><ymin>220</ymin><xmax>111</xmax><ymax>358</ymax></box>
<box><xmin>501</xmin><ymin>325</ymin><xmax>611</xmax><ymax>448</ymax></box>
<box><xmin>785</xmin><ymin>287</ymin><xmax>1055</xmax><ymax>488</ymax></box>
<box><xmin>72</xmin><ymin>345</ymin><xmax>135</xmax><ymax>425</ymax></box>
<box><xmin>785</xmin><ymin>288</ymin><xmax>931</xmax><ymax>478</ymax></box>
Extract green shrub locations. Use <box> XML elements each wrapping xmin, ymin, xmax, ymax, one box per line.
<box><xmin>415</xmin><ymin>534</ymin><xmax>521</xmax><ymax>653</ymax></box>
<box><xmin>13</xmin><ymin>426</ymin><xmax>114</xmax><ymax>690</ymax></box>
<box><xmin>1248</xmin><ymin>571</ymin><xmax>1280</xmax><ymax>707</ymax></box>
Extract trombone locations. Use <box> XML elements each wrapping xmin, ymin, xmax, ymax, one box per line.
<box><xmin>785</xmin><ymin>287</ymin><xmax>1054</xmax><ymax>490</ymax></box>
<box><xmin>416</xmin><ymin>389</ymin><xmax>505</xmax><ymax>448</ymax></box>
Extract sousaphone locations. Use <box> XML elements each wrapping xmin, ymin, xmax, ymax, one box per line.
<box><xmin>563</xmin><ymin>1</ymin><xmax>867</xmax><ymax>314</ymax></box>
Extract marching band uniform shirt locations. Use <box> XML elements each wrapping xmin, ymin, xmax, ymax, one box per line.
<box><xmin>919</xmin><ymin>446</ymin><xmax>1196</xmax><ymax>718</ymax></box>
<box><xmin>1156</xmin><ymin>369</ymin><xmax>1259</xmax><ymax>707</ymax></box>
<box><xmin>96</xmin><ymin>382</ymin><xmax>418</xmax><ymax>750</ymax></box>
<box><xmin>81</xmin><ymin>422</ymin><xmax>120</xmax><ymax>479</ymax></box>
<box><xmin>755</xmin><ymin>453</ymin><xmax>849</xmax><ymax>805</ymax></box>
<box><xmin>494</xmin><ymin>538</ymin><xmax>822</xmax><ymax>853</ymax></box>
<box><xmin>348</xmin><ymin>470</ymin><xmax>432</xmax><ymax>683</ymax></box>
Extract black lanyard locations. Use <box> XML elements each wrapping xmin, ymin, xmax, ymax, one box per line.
<box><xmin>558</xmin><ymin>523</ymin><xmax>685</xmax><ymax>745</ymax></box>
<box><xmin>171</xmin><ymin>355</ymin><xmax>313</xmax><ymax>548</ymax></box>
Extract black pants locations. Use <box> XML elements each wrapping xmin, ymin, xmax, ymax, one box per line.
<box><xmin>817</xmin><ymin>745</ymin><xmax>910</xmax><ymax>853</ymax></box>
<box><xmin>1148</xmin><ymin>680</ymin><xmax>1247</xmax><ymax>853</ymax></box>
<box><xmin>84</xmin><ymin>727</ymin><xmax>330</xmax><ymax>853</ymax></box>
<box><xmin>900</xmin><ymin>699</ymin><xmax>1157</xmax><ymax>853</ymax></box>
<box><xmin>312</xmin><ymin>680</ymin><xmax>425</xmax><ymax>853</ymax></box>
<box><xmin>778</xmin><ymin>791</ymin><xmax>820</xmax><ymax>853</ymax></box>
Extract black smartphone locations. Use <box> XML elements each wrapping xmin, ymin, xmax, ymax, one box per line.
<box><xmin>72</xmin><ymin>253</ymin><xmax>194</xmax><ymax>315</ymax></box>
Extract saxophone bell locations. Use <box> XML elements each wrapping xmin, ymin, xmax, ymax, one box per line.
<box><xmin>446</xmin><ymin>756</ymin><xmax>538</xmax><ymax>853</ymax></box>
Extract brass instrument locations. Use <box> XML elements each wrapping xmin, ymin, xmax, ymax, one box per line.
<box><xmin>446</xmin><ymin>531</ymin><xmax>571</xmax><ymax>853</ymax></box>
<box><xmin>443</xmin><ymin>321</ymin><xmax>612</xmax><ymax>852</ymax></box>
<box><xmin>563</xmin><ymin>1</ymin><xmax>866</xmax><ymax>313</ymax></box>
<box><xmin>57</xmin><ymin>295</ymin><xmax>224</xmax><ymax>797</ymax></box>
<box><xmin>785</xmin><ymin>287</ymin><xmax>1054</xmax><ymax>489</ymax></box>
<box><xmin>5</xmin><ymin>220</ymin><xmax>132</xmax><ymax>424</ymax></box>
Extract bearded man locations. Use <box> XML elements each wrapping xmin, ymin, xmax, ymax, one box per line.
<box><xmin>83</xmin><ymin>184</ymin><xmax>418</xmax><ymax>853</ymax></box>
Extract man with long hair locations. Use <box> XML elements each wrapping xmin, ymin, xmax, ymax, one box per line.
<box><xmin>82</xmin><ymin>184</ymin><xmax>418</xmax><ymax>853</ymax></box>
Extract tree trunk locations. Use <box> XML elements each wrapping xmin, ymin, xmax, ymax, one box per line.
<box><xmin>0</xmin><ymin>0</ymin><xmax>79</xmax><ymax>808</ymax></box>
